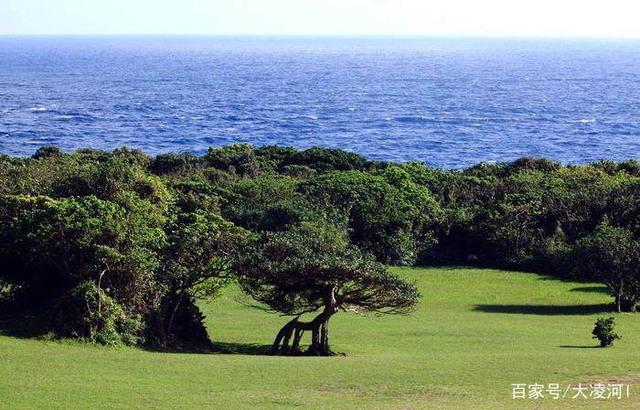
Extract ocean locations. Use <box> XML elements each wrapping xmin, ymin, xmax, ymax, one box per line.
<box><xmin>1</xmin><ymin>36</ymin><xmax>639</xmax><ymax>168</ymax></box>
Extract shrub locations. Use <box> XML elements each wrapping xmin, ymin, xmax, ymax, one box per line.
<box><xmin>155</xmin><ymin>295</ymin><xmax>211</xmax><ymax>350</ymax></box>
<box><xmin>301</xmin><ymin>170</ymin><xmax>442</xmax><ymax>265</ymax></box>
<box><xmin>32</xmin><ymin>146</ymin><xmax>63</xmax><ymax>160</ymax></box>
<box><xmin>150</xmin><ymin>152</ymin><xmax>202</xmax><ymax>175</ymax></box>
<box><xmin>0</xmin><ymin>280</ymin><xmax>17</xmax><ymax>304</ymax></box>
<box><xmin>294</xmin><ymin>147</ymin><xmax>374</xmax><ymax>172</ymax></box>
<box><xmin>6</xmin><ymin>145</ymin><xmax>640</xmax><ymax>351</ymax></box>
<box><xmin>0</xmin><ymin>193</ymin><xmax>168</xmax><ymax>329</ymax></box>
<box><xmin>592</xmin><ymin>317</ymin><xmax>621</xmax><ymax>347</ymax></box>
<box><xmin>205</xmin><ymin>144</ymin><xmax>260</xmax><ymax>177</ymax></box>
<box><xmin>52</xmin><ymin>281</ymin><xmax>144</xmax><ymax>346</ymax></box>
<box><xmin>222</xmin><ymin>176</ymin><xmax>315</xmax><ymax>232</ymax></box>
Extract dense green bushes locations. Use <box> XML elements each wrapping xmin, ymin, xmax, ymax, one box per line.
<box><xmin>53</xmin><ymin>281</ymin><xmax>145</xmax><ymax>346</ymax></box>
<box><xmin>300</xmin><ymin>168</ymin><xmax>442</xmax><ymax>265</ymax></box>
<box><xmin>592</xmin><ymin>317</ymin><xmax>621</xmax><ymax>347</ymax></box>
<box><xmin>0</xmin><ymin>194</ymin><xmax>164</xmax><ymax>310</ymax></box>
<box><xmin>1</xmin><ymin>144</ymin><xmax>640</xmax><ymax>349</ymax></box>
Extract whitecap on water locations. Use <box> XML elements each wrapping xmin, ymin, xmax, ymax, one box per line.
<box><xmin>568</xmin><ymin>119</ymin><xmax>596</xmax><ymax>124</ymax></box>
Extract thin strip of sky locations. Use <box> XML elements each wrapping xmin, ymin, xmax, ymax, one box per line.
<box><xmin>1</xmin><ymin>0</ymin><xmax>640</xmax><ymax>38</ymax></box>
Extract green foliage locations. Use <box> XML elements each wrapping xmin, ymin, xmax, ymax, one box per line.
<box><xmin>301</xmin><ymin>169</ymin><xmax>442</xmax><ymax>265</ymax></box>
<box><xmin>0</xmin><ymin>194</ymin><xmax>166</xmax><ymax>312</ymax></box>
<box><xmin>254</xmin><ymin>145</ymin><xmax>378</xmax><ymax>173</ymax></box>
<box><xmin>575</xmin><ymin>222</ymin><xmax>640</xmax><ymax>312</ymax></box>
<box><xmin>592</xmin><ymin>317</ymin><xmax>621</xmax><ymax>347</ymax></box>
<box><xmin>236</xmin><ymin>223</ymin><xmax>420</xmax><ymax>316</ymax></box>
<box><xmin>205</xmin><ymin>144</ymin><xmax>261</xmax><ymax>177</ymax></box>
<box><xmin>4</xmin><ymin>144</ymin><xmax>640</xmax><ymax>350</ymax></box>
<box><xmin>162</xmin><ymin>209</ymin><xmax>248</xmax><ymax>301</ymax></box>
<box><xmin>32</xmin><ymin>146</ymin><xmax>63</xmax><ymax>159</ymax></box>
<box><xmin>0</xmin><ymin>279</ymin><xmax>18</xmax><ymax>304</ymax></box>
<box><xmin>53</xmin><ymin>281</ymin><xmax>144</xmax><ymax>346</ymax></box>
<box><xmin>221</xmin><ymin>175</ymin><xmax>316</xmax><ymax>232</ymax></box>
<box><xmin>150</xmin><ymin>152</ymin><xmax>202</xmax><ymax>175</ymax></box>
<box><xmin>154</xmin><ymin>199</ymin><xmax>248</xmax><ymax>347</ymax></box>
<box><xmin>54</xmin><ymin>155</ymin><xmax>171</xmax><ymax>209</ymax></box>
<box><xmin>289</xmin><ymin>146</ymin><xmax>374</xmax><ymax>172</ymax></box>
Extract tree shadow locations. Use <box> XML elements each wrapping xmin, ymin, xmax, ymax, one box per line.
<box><xmin>0</xmin><ymin>315</ymin><xmax>274</xmax><ymax>357</ymax></box>
<box><xmin>570</xmin><ymin>286</ymin><xmax>610</xmax><ymax>294</ymax></box>
<box><xmin>559</xmin><ymin>345</ymin><xmax>600</xmax><ymax>349</ymax></box>
<box><xmin>210</xmin><ymin>341</ymin><xmax>273</xmax><ymax>356</ymax></box>
<box><xmin>0</xmin><ymin>314</ymin><xmax>326</xmax><ymax>357</ymax></box>
<box><xmin>126</xmin><ymin>341</ymin><xmax>274</xmax><ymax>356</ymax></box>
<box><xmin>473</xmin><ymin>303</ymin><xmax>612</xmax><ymax>316</ymax></box>
<box><xmin>0</xmin><ymin>315</ymin><xmax>51</xmax><ymax>339</ymax></box>
<box><xmin>210</xmin><ymin>342</ymin><xmax>344</xmax><ymax>357</ymax></box>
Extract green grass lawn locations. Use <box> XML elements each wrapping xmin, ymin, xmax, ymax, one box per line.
<box><xmin>1</xmin><ymin>267</ymin><xmax>639</xmax><ymax>409</ymax></box>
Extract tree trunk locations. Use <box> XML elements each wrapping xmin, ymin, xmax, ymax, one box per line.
<box><xmin>166</xmin><ymin>290</ymin><xmax>185</xmax><ymax>336</ymax></box>
<box><xmin>620</xmin><ymin>297</ymin><xmax>638</xmax><ymax>313</ymax></box>
<box><xmin>307</xmin><ymin>285</ymin><xmax>338</xmax><ymax>356</ymax></box>
<box><xmin>271</xmin><ymin>317</ymin><xmax>298</xmax><ymax>354</ymax></box>
<box><xmin>617</xmin><ymin>279</ymin><xmax>624</xmax><ymax>312</ymax></box>
<box><xmin>292</xmin><ymin>328</ymin><xmax>304</xmax><ymax>352</ymax></box>
<box><xmin>309</xmin><ymin>323</ymin><xmax>322</xmax><ymax>355</ymax></box>
<box><xmin>271</xmin><ymin>285</ymin><xmax>339</xmax><ymax>356</ymax></box>
<box><xmin>320</xmin><ymin>319</ymin><xmax>329</xmax><ymax>353</ymax></box>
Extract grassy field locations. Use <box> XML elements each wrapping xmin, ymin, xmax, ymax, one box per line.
<box><xmin>1</xmin><ymin>267</ymin><xmax>639</xmax><ymax>409</ymax></box>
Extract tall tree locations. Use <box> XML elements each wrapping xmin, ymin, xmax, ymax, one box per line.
<box><xmin>576</xmin><ymin>221</ymin><xmax>640</xmax><ymax>312</ymax></box>
<box><xmin>160</xmin><ymin>210</ymin><xmax>247</xmax><ymax>344</ymax></box>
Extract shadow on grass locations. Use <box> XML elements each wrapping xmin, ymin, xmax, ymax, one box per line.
<box><xmin>0</xmin><ymin>314</ymin><xmax>276</xmax><ymax>356</ymax></box>
<box><xmin>559</xmin><ymin>345</ymin><xmax>600</xmax><ymax>349</ymax></box>
<box><xmin>210</xmin><ymin>341</ymin><xmax>273</xmax><ymax>356</ymax></box>
<box><xmin>137</xmin><ymin>340</ymin><xmax>274</xmax><ymax>356</ymax></box>
<box><xmin>0</xmin><ymin>314</ymin><xmax>319</xmax><ymax>357</ymax></box>
<box><xmin>0</xmin><ymin>315</ymin><xmax>50</xmax><ymax>339</ymax></box>
<box><xmin>210</xmin><ymin>342</ymin><xmax>346</xmax><ymax>357</ymax></box>
<box><xmin>570</xmin><ymin>286</ymin><xmax>610</xmax><ymax>294</ymax></box>
<box><xmin>473</xmin><ymin>303</ymin><xmax>612</xmax><ymax>315</ymax></box>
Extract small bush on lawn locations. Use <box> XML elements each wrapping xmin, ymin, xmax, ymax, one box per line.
<box><xmin>592</xmin><ymin>317</ymin><xmax>621</xmax><ymax>347</ymax></box>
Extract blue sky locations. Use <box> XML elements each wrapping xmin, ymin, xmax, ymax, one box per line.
<box><xmin>1</xmin><ymin>0</ymin><xmax>640</xmax><ymax>37</ymax></box>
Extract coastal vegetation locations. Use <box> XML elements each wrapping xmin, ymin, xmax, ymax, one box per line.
<box><xmin>1</xmin><ymin>145</ymin><xmax>640</xmax><ymax>352</ymax></box>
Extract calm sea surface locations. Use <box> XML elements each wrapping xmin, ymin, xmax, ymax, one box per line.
<box><xmin>1</xmin><ymin>36</ymin><xmax>639</xmax><ymax>168</ymax></box>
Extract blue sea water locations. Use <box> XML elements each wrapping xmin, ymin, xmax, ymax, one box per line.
<box><xmin>1</xmin><ymin>36</ymin><xmax>639</xmax><ymax>168</ymax></box>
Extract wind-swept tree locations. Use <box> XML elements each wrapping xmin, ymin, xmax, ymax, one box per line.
<box><xmin>235</xmin><ymin>224</ymin><xmax>420</xmax><ymax>356</ymax></box>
